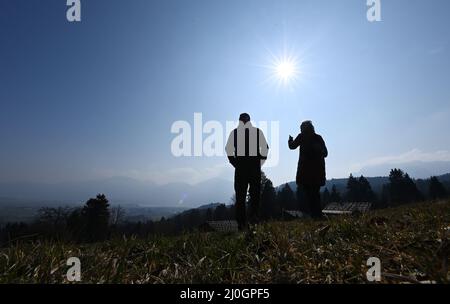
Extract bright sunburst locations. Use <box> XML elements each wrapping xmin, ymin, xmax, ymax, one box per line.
<box><xmin>263</xmin><ymin>51</ymin><xmax>302</xmax><ymax>89</ymax></box>
<box><xmin>275</xmin><ymin>58</ymin><xmax>298</xmax><ymax>84</ymax></box>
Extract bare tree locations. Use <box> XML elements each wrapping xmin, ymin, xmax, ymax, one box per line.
<box><xmin>37</xmin><ymin>207</ymin><xmax>71</xmax><ymax>228</ymax></box>
<box><xmin>110</xmin><ymin>205</ymin><xmax>126</xmax><ymax>226</ymax></box>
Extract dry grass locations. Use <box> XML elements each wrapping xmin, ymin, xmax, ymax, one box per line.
<box><xmin>0</xmin><ymin>200</ymin><xmax>449</xmax><ymax>284</ymax></box>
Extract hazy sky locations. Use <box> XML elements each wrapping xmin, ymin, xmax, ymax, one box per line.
<box><xmin>1</xmin><ymin>0</ymin><xmax>449</xmax><ymax>186</ymax></box>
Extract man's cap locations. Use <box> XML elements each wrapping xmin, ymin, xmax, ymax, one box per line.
<box><xmin>239</xmin><ymin>113</ymin><xmax>251</xmax><ymax>122</ymax></box>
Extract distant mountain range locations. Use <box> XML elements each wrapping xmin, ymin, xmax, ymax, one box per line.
<box><xmin>279</xmin><ymin>161</ymin><xmax>450</xmax><ymax>195</ymax></box>
<box><xmin>354</xmin><ymin>161</ymin><xmax>450</xmax><ymax>180</ymax></box>
<box><xmin>282</xmin><ymin>173</ymin><xmax>450</xmax><ymax>196</ymax></box>
<box><xmin>0</xmin><ymin>177</ymin><xmax>234</xmax><ymax>208</ymax></box>
<box><xmin>1</xmin><ymin>161</ymin><xmax>449</xmax><ymax>208</ymax></box>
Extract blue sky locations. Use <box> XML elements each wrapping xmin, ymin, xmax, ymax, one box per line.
<box><xmin>1</xmin><ymin>0</ymin><xmax>449</xmax><ymax>186</ymax></box>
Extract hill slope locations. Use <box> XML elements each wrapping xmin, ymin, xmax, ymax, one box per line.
<box><xmin>0</xmin><ymin>201</ymin><xmax>449</xmax><ymax>283</ymax></box>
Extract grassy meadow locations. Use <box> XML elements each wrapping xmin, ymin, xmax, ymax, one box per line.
<box><xmin>0</xmin><ymin>201</ymin><xmax>449</xmax><ymax>284</ymax></box>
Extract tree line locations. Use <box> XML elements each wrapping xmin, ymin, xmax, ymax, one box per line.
<box><xmin>0</xmin><ymin>169</ymin><xmax>448</xmax><ymax>246</ymax></box>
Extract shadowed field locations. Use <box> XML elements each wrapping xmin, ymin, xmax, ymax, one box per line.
<box><xmin>1</xmin><ymin>201</ymin><xmax>449</xmax><ymax>284</ymax></box>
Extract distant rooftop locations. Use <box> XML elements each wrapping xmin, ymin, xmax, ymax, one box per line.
<box><xmin>323</xmin><ymin>202</ymin><xmax>372</xmax><ymax>215</ymax></box>
<box><xmin>201</xmin><ymin>220</ymin><xmax>239</xmax><ymax>233</ymax></box>
<box><xmin>283</xmin><ymin>210</ymin><xmax>304</xmax><ymax>218</ymax></box>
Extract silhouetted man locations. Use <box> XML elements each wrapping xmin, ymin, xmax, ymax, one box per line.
<box><xmin>288</xmin><ymin>120</ymin><xmax>328</xmax><ymax>219</ymax></box>
<box><xmin>226</xmin><ymin>113</ymin><xmax>269</xmax><ymax>231</ymax></box>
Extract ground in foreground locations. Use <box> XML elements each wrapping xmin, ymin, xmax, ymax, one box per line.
<box><xmin>1</xmin><ymin>201</ymin><xmax>449</xmax><ymax>283</ymax></box>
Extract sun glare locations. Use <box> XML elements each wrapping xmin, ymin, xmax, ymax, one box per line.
<box><xmin>275</xmin><ymin>60</ymin><xmax>297</xmax><ymax>82</ymax></box>
<box><xmin>264</xmin><ymin>52</ymin><xmax>301</xmax><ymax>89</ymax></box>
<box><xmin>258</xmin><ymin>41</ymin><xmax>306</xmax><ymax>90</ymax></box>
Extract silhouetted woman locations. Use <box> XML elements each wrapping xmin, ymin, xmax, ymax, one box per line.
<box><xmin>288</xmin><ymin>120</ymin><xmax>328</xmax><ymax>219</ymax></box>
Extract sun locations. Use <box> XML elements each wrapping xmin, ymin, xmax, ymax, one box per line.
<box><xmin>275</xmin><ymin>60</ymin><xmax>297</xmax><ymax>83</ymax></box>
<box><xmin>264</xmin><ymin>52</ymin><xmax>301</xmax><ymax>88</ymax></box>
<box><xmin>258</xmin><ymin>42</ymin><xmax>306</xmax><ymax>90</ymax></box>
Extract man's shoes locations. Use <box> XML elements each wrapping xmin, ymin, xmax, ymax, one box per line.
<box><xmin>312</xmin><ymin>214</ymin><xmax>327</xmax><ymax>221</ymax></box>
<box><xmin>248</xmin><ymin>214</ymin><xmax>260</xmax><ymax>225</ymax></box>
<box><xmin>238</xmin><ymin>223</ymin><xmax>249</xmax><ymax>232</ymax></box>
